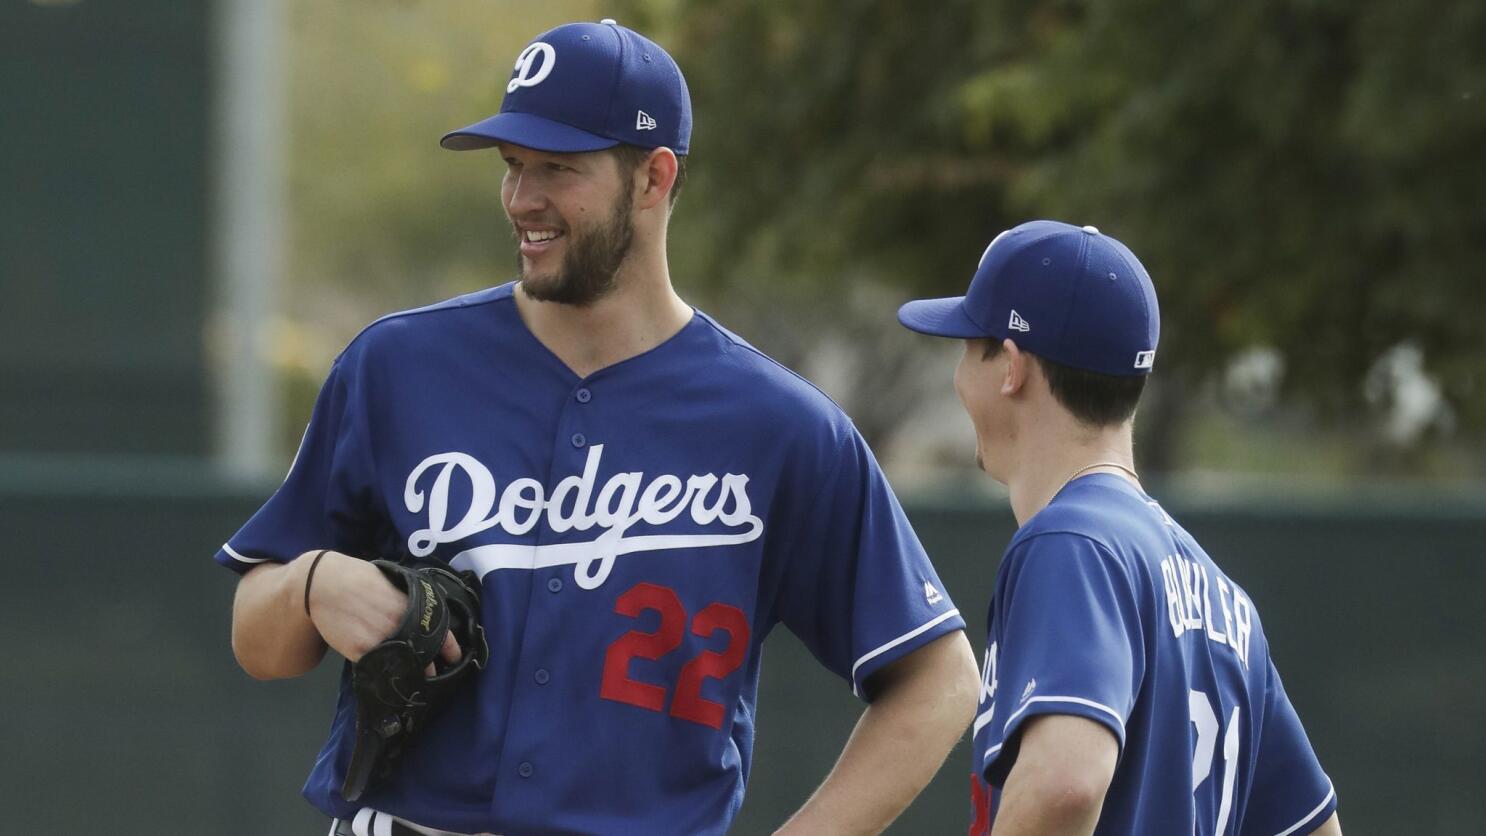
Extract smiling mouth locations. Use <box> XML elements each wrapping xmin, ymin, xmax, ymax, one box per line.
<box><xmin>523</xmin><ymin>229</ymin><xmax>564</xmax><ymax>244</ymax></box>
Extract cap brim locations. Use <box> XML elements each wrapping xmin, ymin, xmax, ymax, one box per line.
<box><xmin>897</xmin><ymin>296</ymin><xmax>989</xmax><ymax>338</ymax></box>
<box><xmin>440</xmin><ymin>111</ymin><xmax>621</xmax><ymax>153</ymax></box>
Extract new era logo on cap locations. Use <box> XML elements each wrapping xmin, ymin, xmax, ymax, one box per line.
<box><xmin>1009</xmin><ymin>310</ymin><xmax>1030</xmax><ymax>332</ymax></box>
<box><xmin>636</xmin><ymin>110</ymin><xmax>657</xmax><ymax>131</ymax></box>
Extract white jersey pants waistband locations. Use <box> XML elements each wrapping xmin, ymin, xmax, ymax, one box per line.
<box><xmin>330</xmin><ymin>807</ymin><xmax>502</xmax><ymax>836</ymax></box>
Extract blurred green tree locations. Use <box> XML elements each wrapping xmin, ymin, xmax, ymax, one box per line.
<box><xmin>289</xmin><ymin>1</ymin><xmax>600</xmax><ymax>309</ymax></box>
<box><xmin>616</xmin><ymin>0</ymin><xmax>1486</xmax><ymax>467</ymax></box>
<box><xmin>288</xmin><ymin>1</ymin><xmax>1484</xmax><ymax>476</ymax></box>
<box><xmin>281</xmin><ymin>1</ymin><xmax>600</xmax><ymax>446</ymax></box>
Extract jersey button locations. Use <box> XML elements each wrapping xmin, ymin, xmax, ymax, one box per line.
<box><xmin>547</xmin><ymin>577</ymin><xmax>563</xmax><ymax>593</ymax></box>
<box><xmin>534</xmin><ymin>669</ymin><xmax>550</xmax><ymax>685</ymax></box>
<box><xmin>575</xmin><ymin>388</ymin><xmax>592</xmax><ymax>403</ymax></box>
<box><xmin>571</xmin><ymin>432</ymin><xmax>586</xmax><ymax>448</ymax></box>
<box><xmin>518</xmin><ymin>762</ymin><xmax>535</xmax><ymax>778</ymax></box>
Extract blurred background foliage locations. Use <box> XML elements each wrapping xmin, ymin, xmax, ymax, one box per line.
<box><xmin>5</xmin><ymin>4</ymin><xmax>1478</xmax><ymax>832</ymax></box>
<box><xmin>282</xmin><ymin>0</ymin><xmax>1486</xmax><ymax>490</ymax></box>
<box><xmin>2</xmin><ymin>3</ymin><xmax>1478</xmax><ymax>830</ymax></box>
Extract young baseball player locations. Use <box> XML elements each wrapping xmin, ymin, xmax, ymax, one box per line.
<box><xmin>898</xmin><ymin>221</ymin><xmax>1341</xmax><ymax>835</ymax></box>
<box><xmin>221</xmin><ymin>19</ymin><xmax>978</xmax><ymax>836</ymax></box>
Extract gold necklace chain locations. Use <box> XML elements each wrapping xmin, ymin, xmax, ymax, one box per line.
<box><xmin>1057</xmin><ymin>460</ymin><xmax>1140</xmax><ymax>496</ymax></box>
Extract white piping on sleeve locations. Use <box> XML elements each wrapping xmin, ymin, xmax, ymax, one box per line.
<box><xmin>982</xmin><ymin>695</ymin><xmax>1125</xmax><ymax>766</ymax></box>
<box><xmin>1272</xmin><ymin>784</ymin><xmax>1336</xmax><ymax>836</ymax></box>
<box><xmin>1002</xmin><ymin>695</ymin><xmax>1127</xmax><ymax>739</ymax></box>
<box><xmin>222</xmin><ymin>543</ymin><xmax>273</xmax><ymax>564</ymax></box>
<box><xmin>850</xmin><ymin>609</ymin><xmax>961</xmax><ymax>697</ymax></box>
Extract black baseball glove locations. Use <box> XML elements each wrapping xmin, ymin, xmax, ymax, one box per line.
<box><xmin>341</xmin><ymin>559</ymin><xmax>489</xmax><ymax>802</ymax></box>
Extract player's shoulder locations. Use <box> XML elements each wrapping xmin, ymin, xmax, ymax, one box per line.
<box><xmin>347</xmin><ymin>283</ymin><xmax>513</xmax><ymax>352</ymax></box>
<box><xmin>329</xmin><ymin>283</ymin><xmax>517</xmax><ymax>377</ymax></box>
<box><xmin>690</xmin><ymin>309</ymin><xmax>857</xmax><ymax>430</ymax></box>
<box><xmin>1008</xmin><ymin>475</ymin><xmax>1164</xmax><ymax>559</ymax></box>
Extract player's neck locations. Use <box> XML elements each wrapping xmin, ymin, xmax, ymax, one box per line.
<box><xmin>514</xmin><ymin>251</ymin><xmax>692</xmax><ymax>379</ymax></box>
<box><xmin>1004</xmin><ymin>416</ymin><xmax>1136</xmax><ymax>527</ymax></box>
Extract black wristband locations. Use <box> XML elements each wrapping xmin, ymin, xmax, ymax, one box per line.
<box><xmin>303</xmin><ymin>549</ymin><xmax>331</xmax><ymax>618</ymax></box>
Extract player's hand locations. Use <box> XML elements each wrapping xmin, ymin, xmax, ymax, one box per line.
<box><xmin>304</xmin><ymin>551</ymin><xmax>463</xmax><ymax>670</ymax></box>
<box><xmin>423</xmin><ymin>628</ymin><xmax>465</xmax><ymax>678</ymax></box>
<box><xmin>435</xmin><ymin>630</ymin><xmax>463</xmax><ymax>674</ymax></box>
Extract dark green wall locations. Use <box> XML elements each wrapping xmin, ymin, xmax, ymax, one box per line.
<box><xmin>5</xmin><ymin>475</ymin><xmax>1482</xmax><ymax>834</ymax></box>
<box><xmin>0</xmin><ymin>0</ymin><xmax>210</xmax><ymax>455</ymax></box>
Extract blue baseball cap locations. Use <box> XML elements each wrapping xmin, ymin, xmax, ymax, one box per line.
<box><xmin>441</xmin><ymin>19</ymin><xmax>691</xmax><ymax>155</ymax></box>
<box><xmin>898</xmin><ymin>220</ymin><xmax>1160</xmax><ymax>376</ymax></box>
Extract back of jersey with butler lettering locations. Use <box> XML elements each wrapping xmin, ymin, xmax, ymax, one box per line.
<box><xmin>969</xmin><ymin>473</ymin><xmax>1336</xmax><ymax>836</ymax></box>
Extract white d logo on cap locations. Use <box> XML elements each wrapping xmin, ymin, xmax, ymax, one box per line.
<box><xmin>508</xmin><ymin>43</ymin><xmax>556</xmax><ymax>93</ymax></box>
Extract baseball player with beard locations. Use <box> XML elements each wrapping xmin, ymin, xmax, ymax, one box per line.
<box><xmin>221</xmin><ymin>19</ymin><xmax>978</xmax><ymax>836</ymax></box>
<box><xmin>898</xmin><ymin>221</ymin><xmax>1340</xmax><ymax>836</ymax></box>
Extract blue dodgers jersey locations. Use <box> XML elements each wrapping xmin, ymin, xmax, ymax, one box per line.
<box><xmin>216</xmin><ymin>283</ymin><xmax>964</xmax><ymax>835</ymax></box>
<box><xmin>968</xmin><ymin>474</ymin><xmax>1336</xmax><ymax>836</ymax></box>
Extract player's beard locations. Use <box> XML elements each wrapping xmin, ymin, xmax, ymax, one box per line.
<box><xmin>515</xmin><ymin>189</ymin><xmax>635</xmax><ymax>307</ymax></box>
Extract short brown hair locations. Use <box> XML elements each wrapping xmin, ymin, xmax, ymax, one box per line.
<box><xmin>611</xmin><ymin>144</ymin><xmax>686</xmax><ymax>207</ymax></box>
<box><xmin>983</xmin><ymin>340</ymin><xmax>1145</xmax><ymax>427</ymax></box>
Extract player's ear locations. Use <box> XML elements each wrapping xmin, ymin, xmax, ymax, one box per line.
<box><xmin>635</xmin><ymin>147</ymin><xmax>678</xmax><ymax>211</ymax></box>
<box><xmin>1001</xmin><ymin>339</ymin><xmax>1028</xmax><ymax>396</ymax></box>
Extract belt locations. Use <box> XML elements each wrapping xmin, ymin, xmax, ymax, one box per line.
<box><xmin>331</xmin><ymin>808</ymin><xmax>492</xmax><ymax>836</ymax></box>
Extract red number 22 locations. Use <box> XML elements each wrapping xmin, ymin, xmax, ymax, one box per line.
<box><xmin>600</xmin><ymin>582</ymin><xmax>750</xmax><ymax>730</ymax></box>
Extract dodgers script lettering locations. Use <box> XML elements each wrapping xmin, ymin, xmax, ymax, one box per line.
<box><xmin>404</xmin><ymin>444</ymin><xmax>764</xmax><ymax>589</ymax></box>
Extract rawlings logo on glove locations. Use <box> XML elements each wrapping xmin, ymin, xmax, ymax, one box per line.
<box><xmin>341</xmin><ymin>559</ymin><xmax>489</xmax><ymax>802</ymax></box>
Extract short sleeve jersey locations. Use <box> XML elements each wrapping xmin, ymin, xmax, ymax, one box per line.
<box><xmin>968</xmin><ymin>474</ymin><xmax>1336</xmax><ymax>836</ymax></box>
<box><xmin>216</xmin><ymin>284</ymin><xmax>965</xmax><ymax>835</ymax></box>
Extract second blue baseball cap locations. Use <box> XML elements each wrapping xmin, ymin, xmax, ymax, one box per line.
<box><xmin>898</xmin><ymin>220</ymin><xmax>1160</xmax><ymax>376</ymax></box>
<box><xmin>441</xmin><ymin>19</ymin><xmax>691</xmax><ymax>155</ymax></box>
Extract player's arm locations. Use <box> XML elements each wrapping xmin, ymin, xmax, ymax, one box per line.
<box><xmin>230</xmin><ymin>554</ymin><xmax>326</xmax><ymax>679</ymax></box>
<box><xmin>1311</xmin><ymin>812</ymin><xmax>1343</xmax><ymax>835</ymax></box>
<box><xmin>231</xmin><ymin>550</ymin><xmax>453</xmax><ymax>680</ymax></box>
<box><xmin>990</xmin><ymin>714</ymin><xmax>1119</xmax><ymax>836</ymax></box>
<box><xmin>773</xmin><ymin>631</ymin><xmax>980</xmax><ymax>836</ymax></box>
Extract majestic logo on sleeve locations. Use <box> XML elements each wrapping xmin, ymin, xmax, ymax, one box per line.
<box><xmin>1018</xmin><ymin>678</ymin><xmax>1037</xmax><ymax>706</ymax></box>
<box><xmin>404</xmin><ymin>444</ymin><xmax>763</xmax><ymax>590</ymax></box>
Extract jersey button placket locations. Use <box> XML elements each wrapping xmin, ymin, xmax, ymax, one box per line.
<box><xmin>491</xmin><ymin>383</ymin><xmax>590</xmax><ymax>814</ymax></box>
